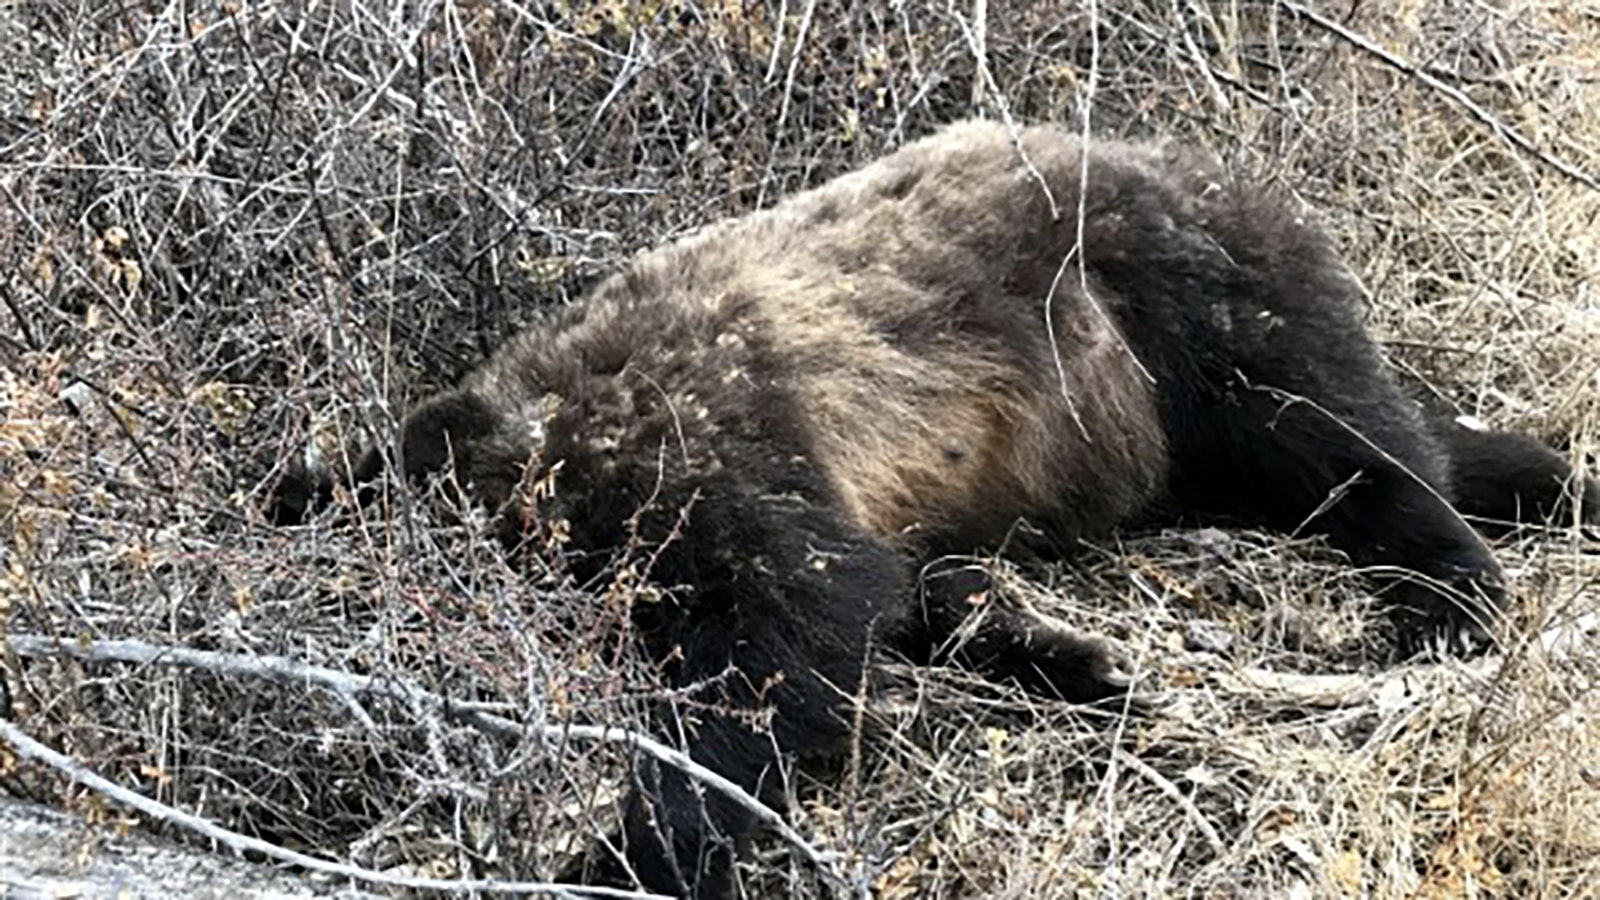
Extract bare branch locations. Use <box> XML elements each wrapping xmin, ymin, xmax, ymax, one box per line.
<box><xmin>1278</xmin><ymin>0</ymin><xmax>1600</xmax><ymax>193</ymax></box>
<box><xmin>1113</xmin><ymin>749</ymin><xmax>1226</xmax><ymax>857</ymax></box>
<box><xmin>0</xmin><ymin>716</ymin><xmax>666</xmax><ymax>899</ymax></box>
<box><xmin>2</xmin><ymin>634</ymin><xmax>840</xmax><ymax>881</ymax></box>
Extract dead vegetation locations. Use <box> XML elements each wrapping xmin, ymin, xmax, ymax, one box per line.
<box><xmin>2</xmin><ymin>1</ymin><xmax>1598</xmax><ymax>897</ymax></box>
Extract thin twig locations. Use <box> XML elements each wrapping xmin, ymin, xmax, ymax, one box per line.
<box><xmin>969</xmin><ymin>0</ymin><xmax>987</xmax><ymax>108</ymax></box>
<box><xmin>1113</xmin><ymin>749</ymin><xmax>1228</xmax><ymax>857</ymax></box>
<box><xmin>951</xmin><ymin>5</ymin><xmax>1058</xmax><ymax>220</ymax></box>
<box><xmin>1278</xmin><ymin>0</ymin><xmax>1600</xmax><ymax>193</ymax></box>
<box><xmin>759</xmin><ymin>0</ymin><xmax>819</xmax><ymax>209</ymax></box>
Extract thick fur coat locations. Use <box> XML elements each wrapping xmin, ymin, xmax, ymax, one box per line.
<box><xmin>279</xmin><ymin>121</ymin><xmax>1598</xmax><ymax>897</ymax></box>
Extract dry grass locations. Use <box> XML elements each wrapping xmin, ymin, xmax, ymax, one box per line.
<box><xmin>2</xmin><ymin>1</ymin><xmax>1598</xmax><ymax>897</ymax></box>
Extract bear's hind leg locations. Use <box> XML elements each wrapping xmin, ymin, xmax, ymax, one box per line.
<box><xmin>1431</xmin><ymin>421</ymin><xmax>1600</xmax><ymax>533</ymax></box>
<box><xmin>1169</xmin><ymin>384</ymin><xmax>1505</xmax><ymax>655</ymax></box>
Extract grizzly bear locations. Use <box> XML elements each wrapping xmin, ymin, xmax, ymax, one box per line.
<box><xmin>275</xmin><ymin>121</ymin><xmax>1597</xmax><ymax>897</ymax></box>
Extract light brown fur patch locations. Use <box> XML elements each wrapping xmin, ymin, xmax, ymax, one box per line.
<box><xmin>483</xmin><ymin>120</ymin><xmax>1170</xmax><ymax>549</ymax></box>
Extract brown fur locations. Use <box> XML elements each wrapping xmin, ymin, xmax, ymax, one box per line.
<box><xmin>278</xmin><ymin>121</ymin><xmax>1597</xmax><ymax>898</ymax></box>
<box><xmin>460</xmin><ymin>122</ymin><xmax>1168</xmax><ymax>553</ymax></box>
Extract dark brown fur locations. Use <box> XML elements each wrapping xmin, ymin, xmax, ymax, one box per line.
<box><xmin>276</xmin><ymin>121</ymin><xmax>1598</xmax><ymax>897</ymax></box>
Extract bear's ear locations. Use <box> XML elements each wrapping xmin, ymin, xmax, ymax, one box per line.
<box><xmin>352</xmin><ymin>390</ymin><xmax>501</xmax><ymax>485</ymax></box>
